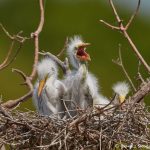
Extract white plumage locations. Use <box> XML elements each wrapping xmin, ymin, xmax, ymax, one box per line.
<box><xmin>112</xmin><ymin>81</ymin><xmax>130</xmax><ymax>103</ymax></box>
<box><xmin>93</xmin><ymin>94</ymin><xmax>110</xmax><ymax>107</ymax></box>
<box><xmin>33</xmin><ymin>58</ymin><xmax>66</xmax><ymax>117</ymax></box>
<box><xmin>63</xmin><ymin>36</ymin><xmax>109</xmax><ymax>116</ymax></box>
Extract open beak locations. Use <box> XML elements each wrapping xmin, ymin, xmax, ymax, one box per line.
<box><xmin>37</xmin><ymin>74</ymin><xmax>49</xmax><ymax>97</ymax></box>
<box><xmin>76</xmin><ymin>43</ymin><xmax>91</xmax><ymax>62</ymax></box>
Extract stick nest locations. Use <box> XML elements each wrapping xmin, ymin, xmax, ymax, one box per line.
<box><xmin>0</xmin><ymin>102</ymin><xmax>150</xmax><ymax>150</ymax></box>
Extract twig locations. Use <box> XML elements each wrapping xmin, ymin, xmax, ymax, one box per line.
<box><xmin>125</xmin><ymin>0</ymin><xmax>141</xmax><ymax>30</ymax></box>
<box><xmin>0</xmin><ymin>42</ymin><xmax>23</xmax><ymax>71</ymax></box>
<box><xmin>2</xmin><ymin>69</ymin><xmax>33</xmax><ymax>109</ymax></box>
<box><xmin>0</xmin><ymin>41</ymin><xmax>15</xmax><ymax>70</ymax></box>
<box><xmin>100</xmin><ymin>0</ymin><xmax>150</xmax><ymax>73</ymax></box>
<box><xmin>130</xmin><ymin>80</ymin><xmax>150</xmax><ymax>103</ymax></box>
<box><xmin>57</xmin><ymin>37</ymin><xmax>68</xmax><ymax>57</ymax></box>
<box><xmin>136</xmin><ymin>61</ymin><xmax>145</xmax><ymax>84</ymax></box>
<box><xmin>1</xmin><ymin>0</ymin><xmax>45</xmax><ymax>109</ymax></box>
<box><xmin>0</xmin><ymin>23</ymin><xmax>30</xmax><ymax>42</ymax></box>
<box><xmin>112</xmin><ymin>45</ymin><xmax>136</xmax><ymax>91</ymax></box>
<box><xmin>39</xmin><ymin>51</ymin><xmax>70</xmax><ymax>74</ymax></box>
<box><xmin>30</xmin><ymin>0</ymin><xmax>45</xmax><ymax>80</ymax></box>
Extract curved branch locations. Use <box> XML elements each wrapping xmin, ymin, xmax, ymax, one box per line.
<box><xmin>0</xmin><ymin>42</ymin><xmax>23</xmax><ymax>71</ymax></box>
<box><xmin>30</xmin><ymin>0</ymin><xmax>45</xmax><ymax>80</ymax></box>
<box><xmin>100</xmin><ymin>0</ymin><xmax>150</xmax><ymax>73</ymax></box>
<box><xmin>2</xmin><ymin>69</ymin><xmax>33</xmax><ymax>110</ymax></box>
<box><xmin>131</xmin><ymin>81</ymin><xmax>150</xmax><ymax>103</ymax></box>
<box><xmin>0</xmin><ymin>41</ymin><xmax>14</xmax><ymax>70</ymax></box>
<box><xmin>125</xmin><ymin>0</ymin><xmax>141</xmax><ymax>30</ymax></box>
<box><xmin>39</xmin><ymin>52</ymin><xmax>70</xmax><ymax>75</ymax></box>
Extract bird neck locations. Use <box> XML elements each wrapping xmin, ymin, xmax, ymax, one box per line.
<box><xmin>80</xmin><ymin>62</ymin><xmax>88</xmax><ymax>84</ymax></box>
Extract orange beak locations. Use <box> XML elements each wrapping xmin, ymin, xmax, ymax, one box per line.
<box><xmin>37</xmin><ymin>74</ymin><xmax>49</xmax><ymax>97</ymax></box>
<box><xmin>76</xmin><ymin>43</ymin><xmax>91</xmax><ymax>62</ymax></box>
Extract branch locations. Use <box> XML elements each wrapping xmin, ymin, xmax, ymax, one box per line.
<box><xmin>130</xmin><ymin>80</ymin><xmax>150</xmax><ymax>103</ymax></box>
<box><xmin>0</xmin><ymin>25</ymin><xmax>29</xmax><ymax>71</ymax></box>
<box><xmin>0</xmin><ymin>42</ymin><xmax>23</xmax><ymax>71</ymax></box>
<box><xmin>57</xmin><ymin>37</ymin><xmax>69</xmax><ymax>57</ymax></box>
<box><xmin>1</xmin><ymin>0</ymin><xmax>45</xmax><ymax>109</ymax></box>
<box><xmin>100</xmin><ymin>0</ymin><xmax>150</xmax><ymax>73</ymax></box>
<box><xmin>2</xmin><ymin>69</ymin><xmax>33</xmax><ymax>109</ymax></box>
<box><xmin>112</xmin><ymin>45</ymin><xmax>136</xmax><ymax>92</ymax></box>
<box><xmin>125</xmin><ymin>0</ymin><xmax>141</xmax><ymax>30</ymax></box>
<box><xmin>30</xmin><ymin>0</ymin><xmax>45</xmax><ymax>80</ymax></box>
<box><xmin>0</xmin><ymin>41</ymin><xmax>15</xmax><ymax>70</ymax></box>
<box><xmin>39</xmin><ymin>51</ymin><xmax>70</xmax><ymax>75</ymax></box>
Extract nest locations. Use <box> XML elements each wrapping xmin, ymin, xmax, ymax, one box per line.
<box><xmin>0</xmin><ymin>102</ymin><xmax>150</xmax><ymax>150</ymax></box>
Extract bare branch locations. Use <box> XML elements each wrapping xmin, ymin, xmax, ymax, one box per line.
<box><xmin>125</xmin><ymin>0</ymin><xmax>141</xmax><ymax>30</ymax></box>
<box><xmin>30</xmin><ymin>0</ymin><xmax>45</xmax><ymax>80</ymax></box>
<box><xmin>99</xmin><ymin>20</ymin><xmax>120</xmax><ymax>30</ymax></box>
<box><xmin>130</xmin><ymin>80</ymin><xmax>150</xmax><ymax>103</ymax></box>
<box><xmin>0</xmin><ymin>42</ymin><xmax>23</xmax><ymax>71</ymax></box>
<box><xmin>2</xmin><ymin>0</ymin><xmax>44</xmax><ymax>109</ymax></box>
<box><xmin>136</xmin><ymin>61</ymin><xmax>146</xmax><ymax>84</ymax></box>
<box><xmin>0</xmin><ymin>41</ymin><xmax>15</xmax><ymax>70</ymax></box>
<box><xmin>113</xmin><ymin>45</ymin><xmax>136</xmax><ymax>92</ymax></box>
<box><xmin>100</xmin><ymin>0</ymin><xmax>150</xmax><ymax>73</ymax></box>
<box><xmin>57</xmin><ymin>37</ymin><xmax>69</xmax><ymax>57</ymax></box>
<box><xmin>2</xmin><ymin>69</ymin><xmax>33</xmax><ymax>110</ymax></box>
<box><xmin>0</xmin><ymin>23</ymin><xmax>14</xmax><ymax>40</ymax></box>
<box><xmin>39</xmin><ymin>51</ymin><xmax>70</xmax><ymax>75</ymax></box>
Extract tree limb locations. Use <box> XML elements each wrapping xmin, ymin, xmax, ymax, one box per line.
<box><xmin>100</xmin><ymin>0</ymin><xmax>150</xmax><ymax>73</ymax></box>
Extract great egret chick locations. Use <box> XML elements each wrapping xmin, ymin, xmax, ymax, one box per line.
<box><xmin>64</xmin><ymin>36</ymin><xmax>109</xmax><ymax>116</ymax></box>
<box><xmin>33</xmin><ymin>58</ymin><xmax>66</xmax><ymax>117</ymax></box>
<box><xmin>112</xmin><ymin>81</ymin><xmax>130</xmax><ymax>103</ymax></box>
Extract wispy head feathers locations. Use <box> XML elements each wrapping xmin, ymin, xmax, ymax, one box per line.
<box><xmin>112</xmin><ymin>81</ymin><xmax>130</xmax><ymax>97</ymax></box>
<box><xmin>37</xmin><ymin>57</ymin><xmax>58</xmax><ymax>80</ymax></box>
<box><xmin>67</xmin><ymin>35</ymin><xmax>84</xmax><ymax>69</ymax></box>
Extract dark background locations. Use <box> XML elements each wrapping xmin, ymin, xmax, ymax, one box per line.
<box><xmin>0</xmin><ymin>0</ymin><xmax>150</xmax><ymax>110</ymax></box>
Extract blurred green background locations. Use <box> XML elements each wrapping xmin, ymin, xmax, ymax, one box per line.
<box><xmin>0</xmin><ymin>0</ymin><xmax>150</xmax><ymax>110</ymax></box>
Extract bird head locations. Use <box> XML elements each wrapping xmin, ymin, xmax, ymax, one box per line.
<box><xmin>36</xmin><ymin>58</ymin><xmax>58</xmax><ymax>97</ymax></box>
<box><xmin>67</xmin><ymin>36</ymin><xmax>91</xmax><ymax>69</ymax></box>
<box><xmin>75</xmin><ymin>42</ymin><xmax>91</xmax><ymax>62</ymax></box>
<box><xmin>112</xmin><ymin>82</ymin><xmax>130</xmax><ymax>103</ymax></box>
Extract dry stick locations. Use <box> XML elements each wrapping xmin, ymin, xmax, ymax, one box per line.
<box><xmin>57</xmin><ymin>37</ymin><xmax>68</xmax><ymax>57</ymax></box>
<box><xmin>30</xmin><ymin>0</ymin><xmax>45</xmax><ymax>80</ymax></box>
<box><xmin>39</xmin><ymin>51</ymin><xmax>70</xmax><ymax>75</ymax></box>
<box><xmin>2</xmin><ymin>69</ymin><xmax>33</xmax><ymax>109</ymax></box>
<box><xmin>1</xmin><ymin>0</ymin><xmax>45</xmax><ymax>109</ymax></box>
<box><xmin>0</xmin><ymin>23</ymin><xmax>14</xmax><ymax>40</ymax></box>
<box><xmin>0</xmin><ymin>23</ymin><xmax>30</xmax><ymax>42</ymax></box>
<box><xmin>112</xmin><ymin>45</ymin><xmax>136</xmax><ymax>92</ymax></box>
<box><xmin>0</xmin><ymin>26</ymin><xmax>28</xmax><ymax>70</ymax></box>
<box><xmin>100</xmin><ymin>0</ymin><xmax>150</xmax><ymax>73</ymax></box>
<box><xmin>0</xmin><ymin>42</ymin><xmax>24</xmax><ymax>71</ymax></box>
<box><xmin>130</xmin><ymin>80</ymin><xmax>150</xmax><ymax>103</ymax></box>
<box><xmin>137</xmin><ymin>61</ymin><xmax>145</xmax><ymax>84</ymax></box>
<box><xmin>0</xmin><ymin>41</ymin><xmax>14</xmax><ymax>70</ymax></box>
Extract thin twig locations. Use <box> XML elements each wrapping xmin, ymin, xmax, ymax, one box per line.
<box><xmin>2</xmin><ymin>69</ymin><xmax>33</xmax><ymax>109</ymax></box>
<box><xmin>1</xmin><ymin>0</ymin><xmax>45</xmax><ymax>109</ymax></box>
<box><xmin>112</xmin><ymin>45</ymin><xmax>136</xmax><ymax>91</ymax></box>
<box><xmin>100</xmin><ymin>0</ymin><xmax>150</xmax><ymax>73</ymax></box>
<box><xmin>57</xmin><ymin>37</ymin><xmax>69</xmax><ymax>57</ymax></box>
<box><xmin>125</xmin><ymin>0</ymin><xmax>141</xmax><ymax>30</ymax></box>
<box><xmin>39</xmin><ymin>51</ymin><xmax>70</xmax><ymax>74</ymax></box>
<box><xmin>136</xmin><ymin>61</ymin><xmax>145</xmax><ymax>84</ymax></box>
<box><xmin>0</xmin><ymin>42</ymin><xmax>23</xmax><ymax>71</ymax></box>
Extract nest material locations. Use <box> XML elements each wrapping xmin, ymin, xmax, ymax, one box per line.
<box><xmin>0</xmin><ymin>103</ymin><xmax>150</xmax><ymax>150</ymax></box>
